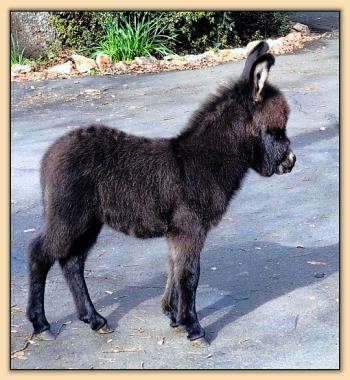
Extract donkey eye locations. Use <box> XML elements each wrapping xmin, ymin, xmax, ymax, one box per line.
<box><xmin>269</xmin><ymin>129</ymin><xmax>286</xmax><ymax>140</ymax></box>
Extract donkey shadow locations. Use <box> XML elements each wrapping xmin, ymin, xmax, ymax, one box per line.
<box><xmin>52</xmin><ymin>239</ymin><xmax>338</xmax><ymax>344</ymax></box>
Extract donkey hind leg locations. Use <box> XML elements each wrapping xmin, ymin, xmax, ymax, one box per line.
<box><xmin>168</xmin><ymin>234</ymin><xmax>208</xmax><ymax>343</ymax></box>
<box><xmin>27</xmin><ymin>234</ymin><xmax>56</xmax><ymax>339</ymax></box>
<box><xmin>162</xmin><ymin>239</ymin><xmax>179</xmax><ymax>327</ymax></box>
<box><xmin>59</xmin><ymin>222</ymin><xmax>113</xmax><ymax>334</ymax></box>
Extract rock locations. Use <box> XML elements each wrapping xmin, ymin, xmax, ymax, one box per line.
<box><xmin>292</xmin><ymin>22</ymin><xmax>310</xmax><ymax>35</ymax></box>
<box><xmin>246</xmin><ymin>40</ymin><xmax>261</xmax><ymax>52</ymax></box>
<box><xmin>276</xmin><ymin>37</ymin><xmax>287</xmax><ymax>45</ymax></box>
<box><xmin>114</xmin><ymin>61</ymin><xmax>127</xmax><ymax>73</ymax></box>
<box><xmin>229</xmin><ymin>48</ymin><xmax>247</xmax><ymax>57</ymax></box>
<box><xmin>134</xmin><ymin>56</ymin><xmax>157</xmax><ymax>65</ymax></box>
<box><xmin>217</xmin><ymin>49</ymin><xmax>234</xmax><ymax>59</ymax></box>
<box><xmin>163</xmin><ymin>54</ymin><xmax>181</xmax><ymax>61</ymax></box>
<box><xmin>47</xmin><ymin>61</ymin><xmax>73</xmax><ymax>74</ymax></box>
<box><xmin>171</xmin><ymin>59</ymin><xmax>186</xmax><ymax>67</ymax></box>
<box><xmin>266</xmin><ymin>38</ymin><xmax>284</xmax><ymax>49</ymax></box>
<box><xmin>95</xmin><ymin>54</ymin><xmax>112</xmax><ymax>71</ymax></box>
<box><xmin>11</xmin><ymin>64</ymin><xmax>32</xmax><ymax>75</ymax></box>
<box><xmin>184</xmin><ymin>54</ymin><xmax>202</xmax><ymax>62</ymax></box>
<box><xmin>71</xmin><ymin>54</ymin><xmax>97</xmax><ymax>73</ymax></box>
<box><xmin>202</xmin><ymin>50</ymin><xmax>215</xmax><ymax>58</ymax></box>
<box><xmin>286</xmin><ymin>32</ymin><xmax>302</xmax><ymax>42</ymax></box>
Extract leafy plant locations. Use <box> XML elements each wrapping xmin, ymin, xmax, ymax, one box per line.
<box><xmin>10</xmin><ymin>34</ymin><xmax>30</xmax><ymax>65</ymax></box>
<box><xmin>92</xmin><ymin>14</ymin><xmax>175</xmax><ymax>61</ymax></box>
<box><xmin>50</xmin><ymin>11</ymin><xmax>290</xmax><ymax>57</ymax></box>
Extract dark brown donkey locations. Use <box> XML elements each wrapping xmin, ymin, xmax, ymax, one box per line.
<box><xmin>27</xmin><ymin>41</ymin><xmax>296</xmax><ymax>345</ymax></box>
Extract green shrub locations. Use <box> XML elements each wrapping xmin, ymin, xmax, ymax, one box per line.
<box><xmin>50</xmin><ymin>11</ymin><xmax>104</xmax><ymax>54</ymax></box>
<box><xmin>49</xmin><ymin>11</ymin><xmax>289</xmax><ymax>57</ymax></box>
<box><xmin>10</xmin><ymin>34</ymin><xmax>31</xmax><ymax>65</ymax></box>
<box><xmin>92</xmin><ymin>13</ymin><xmax>175</xmax><ymax>61</ymax></box>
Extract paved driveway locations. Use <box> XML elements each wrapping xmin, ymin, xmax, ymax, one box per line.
<box><xmin>11</xmin><ymin>34</ymin><xmax>339</xmax><ymax>369</ymax></box>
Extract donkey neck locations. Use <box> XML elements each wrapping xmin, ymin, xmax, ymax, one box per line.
<box><xmin>174</xmin><ymin>114</ymin><xmax>252</xmax><ymax>199</ymax></box>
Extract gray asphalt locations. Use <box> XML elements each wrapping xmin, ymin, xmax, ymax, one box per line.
<box><xmin>11</xmin><ymin>31</ymin><xmax>339</xmax><ymax>368</ymax></box>
<box><xmin>287</xmin><ymin>11</ymin><xmax>339</xmax><ymax>32</ymax></box>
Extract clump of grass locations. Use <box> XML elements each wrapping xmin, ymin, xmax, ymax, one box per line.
<box><xmin>92</xmin><ymin>14</ymin><xmax>176</xmax><ymax>62</ymax></box>
<box><xmin>10</xmin><ymin>34</ymin><xmax>31</xmax><ymax>65</ymax></box>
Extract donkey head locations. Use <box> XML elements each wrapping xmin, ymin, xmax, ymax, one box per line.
<box><xmin>241</xmin><ymin>41</ymin><xmax>296</xmax><ymax>177</ymax></box>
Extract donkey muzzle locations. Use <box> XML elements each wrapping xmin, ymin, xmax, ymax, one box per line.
<box><xmin>275</xmin><ymin>151</ymin><xmax>296</xmax><ymax>175</ymax></box>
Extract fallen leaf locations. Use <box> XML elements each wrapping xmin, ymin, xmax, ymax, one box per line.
<box><xmin>103</xmin><ymin>346</ymin><xmax>144</xmax><ymax>353</ymax></box>
<box><xmin>307</xmin><ymin>260</ymin><xmax>326</xmax><ymax>266</ymax></box>
<box><xmin>11</xmin><ymin>333</ymin><xmax>33</xmax><ymax>359</ymax></box>
<box><xmin>157</xmin><ymin>337</ymin><xmax>165</xmax><ymax>345</ymax></box>
<box><xmin>84</xmin><ymin>89</ymin><xmax>101</xmax><ymax>96</ymax></box>
<box><xmin>11</xmin><ymin>304</ymin><xmax>22</xmax><ymax>313</ymax></box>
<box><xmin>239</xmin><ymin>338</ymin><xmax>252</xmax><ymax>345</ymax></box>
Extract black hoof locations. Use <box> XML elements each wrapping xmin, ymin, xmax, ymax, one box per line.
<box><xmin>97</xmin><ymin>323</ymin><xmax>114</xmax><ymax>334</ymax></box>
<box><xmin>170</xmin><ymin>320</ymin><xmax>180</xmax><ymax>328</ymax></box>
<box><xmin>34</xmin><ymin>329</ymin><xmax>56</xmax><ymax>341</ymax></box>
<box><xmin>190</xmin><ymin>336</ymin><xmax>210</xmax><ymax>347</ymax></box>
<box><xmin>172</xmin><ymin>324</ymin><xmax>187</xmax><ymax>334</ymax></box>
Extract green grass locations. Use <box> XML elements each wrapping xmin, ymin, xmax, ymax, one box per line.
<box><xmin>11</xmin><ymin>34</ymin><xmax>31</xmax><ymax>65</ymax></box>
<box><xmin>92</xmin><ymin>14</ymin><xmax>176</xmax><ymax>62</ymax></box>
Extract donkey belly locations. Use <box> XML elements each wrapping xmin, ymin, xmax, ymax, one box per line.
<box><xmin>101</xmin><ymin>205</ymin><xmax>168</xmax><ymax>239</ymax></box>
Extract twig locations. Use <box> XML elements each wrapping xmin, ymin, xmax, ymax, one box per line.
<box><xmin>11</xmin><ymin>333</ymin><xmax>33</xmax><ymax>358</ymax></box>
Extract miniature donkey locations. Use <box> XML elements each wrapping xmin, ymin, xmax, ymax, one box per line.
<box><xmin>27</xmin><ymin>42</ymin><xmax>296</xmax><ymax>345</ymax></box>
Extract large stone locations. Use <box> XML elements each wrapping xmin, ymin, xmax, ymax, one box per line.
<box><xmin>292</xmin><ymin>22</ymin><xmax>310</xmax><ymax>35</ymax></box>
<box><xmin>114</xmin><ymin>61</ymin><xmax>128</xmax><ymax>73</ymax></box>
<box><xmin>163</xmin><ymin>54</ymin><xmax>181</xmax><ymax>61</ymax></box>
<box><xmin>184</xmin><ymin>54</ymin><xmax>202</xmax><ymax>62</ymax></box>
<box><xmin>266</xmin><ymin>38</ymin><xmax>284</xmax><ymax>49</ymax></box>
<box><xmin>11</xmin><ymin>12</ymin><xmax>57</xmax><ymax>59</ymax></box>
<box><xmin>95</xmin><ymin>54</ymin><xmax>112</xmax><ymax>71</ymax></box>
<box><xmin>47</xmin><ymin>61</ymin><xmax>73</xmax><ymax>74</ymax></box>
<box><xmin>229</xmin><ymin>48</ymin><xmax>247</xmax><ymax>58</ymax></box>
<box><xmin>134</xmin><ymin>56</ymin><xmax>157</xmax><ymax>65</ymax></box>
<box><xmin>71</xmin><ymin>54</ymin><xmax>97</xmax><ymax>73</ymax></box>
<box><xmin>11</xmin><ymin>64</ymin><xmax>32</xmax><ymax>75</ymax></box>
<box><xmin>286</xmin><ymin>32</ymin><xmax>302</xmax><ymax>42</ymax></box>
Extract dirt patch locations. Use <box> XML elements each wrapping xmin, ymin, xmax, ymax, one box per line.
<box><xmin>11</xmin><ymin>32</ymin><xmax>332</xmax><ymax>83</ymax></box>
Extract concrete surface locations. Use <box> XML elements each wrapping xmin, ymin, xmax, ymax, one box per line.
<box><xmin>11</xmin><ymin>30</ymin><xmax>339</xmax><ymax>369</ymax></box>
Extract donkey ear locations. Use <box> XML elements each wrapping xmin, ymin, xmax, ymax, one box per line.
<box><xmin>249</xmin><ymin>53</ymin><xmax>275</xmax><ymax>103</ymax></box>
<box><xmin>241</xmin><ymin>41</ymin><xmax>270</xmax><ymax>79</ymax></box>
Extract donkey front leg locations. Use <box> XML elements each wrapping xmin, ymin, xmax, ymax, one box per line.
<box><xmin>167</xmin><ymin>232</ymin><xmax>208</xmax><ymax>344</ymax></box>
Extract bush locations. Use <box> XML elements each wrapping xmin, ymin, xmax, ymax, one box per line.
<box><xmin>10</xmin><ymin>34</ymin><xmax>31</xmax><ymax>65</ymax></box>
<box><xmin>50</xmin><ymin>11</ymin><xmax>104</xmax><ymax>54</ymax></box>
<box><xmin>92</xmin><ymin>13</ymin><xmax>175</xmax><ymax>61</ymax></box>
<box><xmin>50</xmin><ymin>11</ymin><xmax>289</xmax><ymax>56</ymax></box>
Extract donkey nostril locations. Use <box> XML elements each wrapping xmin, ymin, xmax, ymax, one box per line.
<box><xmin>288</xmin><ymin>152</ymin><xmax>296</xmax><ymax>163</ymax></box>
